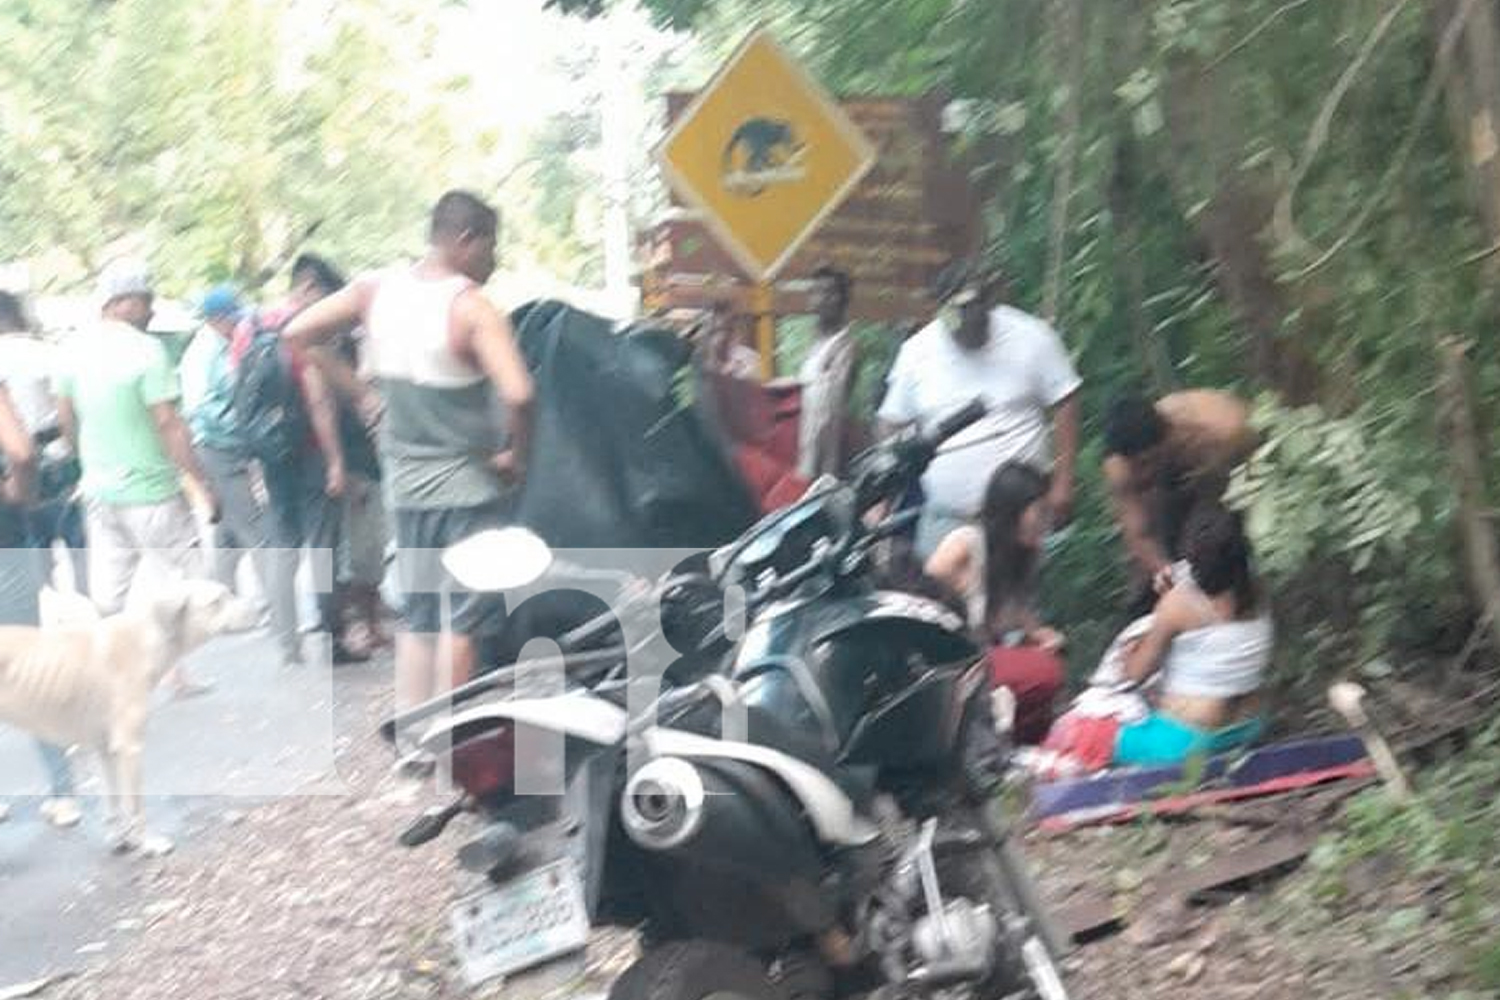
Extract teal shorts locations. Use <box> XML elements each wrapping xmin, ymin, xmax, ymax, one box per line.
<box><xmin>1114</xmin><ymin>712</ymin><xmax>1263</xmax><ymax>767</ymax></box>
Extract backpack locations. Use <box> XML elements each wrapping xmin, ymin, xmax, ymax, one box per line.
<box><xmin>231</xmin><ymin>313</ymin><xmax>308</xmax><ymax>466</ymax></box>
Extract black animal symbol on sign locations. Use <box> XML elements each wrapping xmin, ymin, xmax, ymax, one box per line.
<box><xmin>721</xmin><ymin>117</ymin><xmax>806</xmax><ymax>196</ymax></box>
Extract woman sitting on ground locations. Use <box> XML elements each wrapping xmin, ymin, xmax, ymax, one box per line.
<box><xmin>925</xmin><ymin>462</ymin><xmax>1065</xmax><ymax>744</ymax></box>
<box><xmin>1111</xmin><ymin>503</ymin><xmax>1271</xmax><ymax>766</ymax></box>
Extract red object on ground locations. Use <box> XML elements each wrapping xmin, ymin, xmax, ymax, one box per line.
<box><xmin>989</xmin><ymin>646</ymin><xmax>1065</xmax><ymax>745</ymax></box>
<box><xmin>1037</xmin><ymin>713</ymin><xmax>1122</xmax><ymax>774</ymax></box>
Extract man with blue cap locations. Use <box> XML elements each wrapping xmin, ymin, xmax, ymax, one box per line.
<box><xmin>180</xmin><ymin>283</ymin><xmax>297</xmax><ymax>662</ymax></box>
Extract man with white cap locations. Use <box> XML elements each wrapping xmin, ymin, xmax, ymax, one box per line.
<box><xmin>55</xmin><ymin>259</ymin><xmax>219</xmax><ymax>693</ymax></box>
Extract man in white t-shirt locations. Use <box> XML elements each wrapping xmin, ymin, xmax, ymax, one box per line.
<box><xmin>877</xmin><ymin>262</ymin><xmax>1081</xmax><ymax>558</ymax></box>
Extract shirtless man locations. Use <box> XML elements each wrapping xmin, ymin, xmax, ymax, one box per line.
<box><xmin>1102</xmin><ymin>390</ymin><xmax>1259</xmax><ymax>609</ymax></box>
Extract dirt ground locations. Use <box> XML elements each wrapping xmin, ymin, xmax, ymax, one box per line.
<box><xmin>24</xmin><ymin>664</ymin><xmax>1483</xmax><ymax>1000</ymax></box>
<box><xmin>29</xmin><ymin>661</ymin><xmax>626</xmax><ymax>1000</ymax></box>
<box><xmin>1026</xmin><ymin>813</ymin><xmax>1456</xmax><ymax>1000</ymax></box>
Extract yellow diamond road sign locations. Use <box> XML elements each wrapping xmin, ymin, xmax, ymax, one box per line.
<box><xmin>658</xmin><ymin>29</ymin><xmax>876</xmax><ymax>282</ymax></box>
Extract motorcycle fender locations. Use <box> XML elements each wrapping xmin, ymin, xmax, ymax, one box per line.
<box><xmin>641</xmin><ymin>727</ymin><xmax>878</xmax><ymax>846</ymax></box>
<box><xmin>809</xmin><ymin>592</ymin><xmax>972</xmax><ymax>651</ymax></box>
<box><xmin>418</xmin><ymin>692</ymin><xmax>628</xmax><ymax>752</ymax></box>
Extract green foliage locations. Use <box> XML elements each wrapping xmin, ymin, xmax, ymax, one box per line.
<box><xmin>773</xmin><ymin>314</ymin><xmax>901</xmax><ymax>426</ymax></box>
<box><xmin>1228</xmin><ymin>397</ymin><xmax>1426</xmax><ymax>580</ymax></box>
<box><xmin>5</xmin><ymin>0</ymin><xmax>1495</xmax><ymax>692</ymax></box>
<box><xmin>1226</xmin><ymin>395</ymin><xmax>1458</xmax><ymax>669</ymax></box>
<box><xmin>1037</xmin><ymin>437</ymin><xmax>1128</xmax><ymax>681</ymax></box>
<box><xmin>646</xmin><ymin>0</ymin><xmax>1498</xmax><ymax>682</ymax></box>
<box><xmin>1305</xmin><ymin>720</ymin><xmax>1500</xmax><ymax>990</ymax></box>
<box><xmin>0</xmin><ymin>0</ymin><xmax>467</xmax><ymax>292</ymax></box>
<box><xmin>0</xmin><ymin>0</ymin><xmax>643</xmax><ymax>298</ymax></box>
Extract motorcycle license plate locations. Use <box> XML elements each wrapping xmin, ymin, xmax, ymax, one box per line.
<box><xmin>449</xmin><ymin>858</ymin><xmax>590</xmax><ymax>986</ymax></box>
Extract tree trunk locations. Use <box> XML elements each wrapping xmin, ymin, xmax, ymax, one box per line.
<box><xmin>1156</xmin><ymin>55</ymin><xmax>1323</xmax><ymax>404</ymax></box>
<box><xmin>1110</xmin><ymin>132</ymin><xmax>1175</xmax><ymax>393</ymax></box>
<box><xmin>1042</xmin><ymin>0</ymin><xmax>1084</xmax><ymax>324</ymax></box>
<box><xmin>1107</xmin><ymin>1</ymin><xmax>1175</xmax><ymax>391</ymax></box>
<box><xmin>1434</xmin><ymin>0</ymin><xmax>1500</xmax><ymax>279</ymax></box>
<box><xmin>1435</xmin><ymin>336</ymin><xmax>1500</xmax><ymax>657</ymax></box>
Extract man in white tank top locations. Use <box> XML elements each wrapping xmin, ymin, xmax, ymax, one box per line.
<box><xmin>285</xmin><ymin>191</ymin><xmax>535</xmax><ymax>755</ymax></box>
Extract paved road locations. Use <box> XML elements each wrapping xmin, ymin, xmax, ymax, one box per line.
<box><xmin>0</xmin><ymin>627</ymin><xmax>389</xmax><ymax>986</ymax></box>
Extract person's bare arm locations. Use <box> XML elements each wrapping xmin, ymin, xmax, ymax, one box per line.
<box><xmin>149</xmin><ymin>401</ymin><xmax>218</xmax><ymax>519</ymax></box>
<box><xmin>1048</xmin><ymin>392</ymin><xmax>1080</xmax><ymax>527</ymax></box>
<box><xmin>301</xmin><ymin>364</ymin><xmax>346</xmax><ymax>498</ymax></box>
<box><xmin>453</xmin><ymin>289</ymin><xmax>535</xmax><ymax>482</ymax></box>
<box><xmin>0</xmin><ymin>385</ymin><xmax>36</xmax><ymax>505</ymax></box>
<box><xmin>1106</xmin><ymin>455</ymin><xmax>1170</xmax><ymax>580</ymax></box>
<box><xmin>1123</xmin><ymin>588</ymin><xmax>1190</xmax><ymax>683</ymax></box>
<box><xmin>282</xmin><ymin>281</ymin><xmax>373</xmax><ymax>351</ymax></box>
<box><xmin>923</xmin><ymin>530</ymin><xmax>972</xmax><ymax>598</ymax></box>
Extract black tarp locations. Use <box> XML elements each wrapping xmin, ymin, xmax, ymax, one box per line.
<box><xmin>507</xmin><ymin>300</ymin><xmax>757</xmax><ymax>551</ymax></box>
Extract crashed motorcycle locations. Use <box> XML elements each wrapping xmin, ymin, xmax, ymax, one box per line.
<box><xmin>386</xmin><ymin>400</ymin><xmax>1070</xmax><ymax>1000</ymax></box>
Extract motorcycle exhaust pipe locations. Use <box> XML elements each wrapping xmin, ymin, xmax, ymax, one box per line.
<box><xmin>621</xmin><ymin>757</ymin><xmax>707</xmax><ymax>851</ymax></box>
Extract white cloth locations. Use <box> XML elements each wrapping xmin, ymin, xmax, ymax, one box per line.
<box><xmin>723</xmin><ymin>344</ymin><xmax>762</xmax><ymax>381</ymax></box>
<box><xmin>877</xmin><ymin>305</ymin><xmax>1080</xmax><ymax>517</ymax></box>
<box><xmin>1068</xmin><ymin>614</ymin><xmax>1155</xmax><ymax>723</ymax></box>
<box><xmin>0</xmin><ymin>334</ymin><xmax>61</xmax><ymax>434</ymax></box>
<box><xmin>796</xmin><ymin>327</ymin><xmax>855</xmax><ymax>479</ymax></box>
<box><xmin>1160</xmin><ymin>579</ymin><xmax>1273</xmax><ymax>699</ymax></box>
<box><xmin>364</xmin><ymin>266</ymin><xmax>481</xmax><ymax>388</ymax></box>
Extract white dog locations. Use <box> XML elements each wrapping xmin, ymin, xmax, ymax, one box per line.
<box><xmin>0</xmin><ymin>579</ymin><xmax>255</xmax><ymax>853</ymax></box>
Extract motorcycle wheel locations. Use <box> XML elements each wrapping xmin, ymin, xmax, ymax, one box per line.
<box><xmin>609</xmin><ymin>941</ymin><xmax>793</xmax><ymax>1000</ymax></box>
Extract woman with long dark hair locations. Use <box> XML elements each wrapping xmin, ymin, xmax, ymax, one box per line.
<box><xmin>925</xmin><ymin>461</ymin><xmax>1064</xmax><ymax>742</ymax></box>
<box><xmin>1111</xmin><ymin>502</ymin><xmax>1271</xmax><ymax>764</ymax></box>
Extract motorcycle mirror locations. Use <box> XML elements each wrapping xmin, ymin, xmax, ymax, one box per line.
<box><xmin>442</xmin><ymin>527</ymin><xmax>554</xmax><ymax>592</ymax></box>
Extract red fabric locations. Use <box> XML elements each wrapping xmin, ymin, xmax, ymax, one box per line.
<box><xmin>763</xmin><ymin>469</ymin><xmax>811</xmax><ymax>511</ymax></box>
<box><xmin>988</xmin><ymin>646</ymin><xmax>1065</xmax><ymax>745</ymax></box>
<box><xmin>734</xmin><ymin>444</ymin><xmax>810</xmax><ymax>515</ymax></box>
<box><xmin>713</xmin><ymin>371</ymin><xmax>809</xmax><ymax>515</ymax></box>
<box><xmin>1038</xmin><ymin>713</ymin><xmax>1122</xmax><ymax>773</ymax></box>
<box><xmin>706</xmin><ymin>372</ymin><xmax>801</xmax><ymax>468</ymax></box>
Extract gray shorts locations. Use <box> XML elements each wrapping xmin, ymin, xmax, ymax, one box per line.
<box><xmin>340</xmin><ymin>474</ymin><xmax>388</xmax><ymax>587</ymax></box>
<box><xmin>393</xmin><ymin>503</ymin><xmax>509</xmax><ymax>636</ymax></box>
